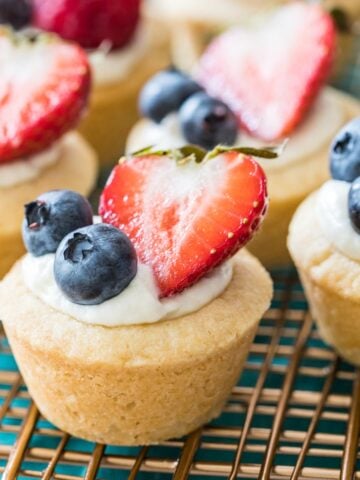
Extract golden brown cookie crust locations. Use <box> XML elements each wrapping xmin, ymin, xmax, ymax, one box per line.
<box><xmin>288</xmin><ymin>192</ymin><xmax>360</xmax><ymax>301</ymax></box>
<box><xmin>288</xmin><ymin>192</ymin><xmax>360</xmax><ymax>365</ymax></box>
<box><xmin>1</xmin><ymin>250</ymin><xmax>272</xmax><ymax>444</ymax></box>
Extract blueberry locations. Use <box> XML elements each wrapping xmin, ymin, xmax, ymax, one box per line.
<box><xmin>348</xmin><ymin>177</ymin><xmax>360</xmax><ymax>233</ymax></box>
<box><xmin>54</xmin><ymin>224</ymin><xmax>137</xmax><ymax>305</ymax></box>
<box><xmin>139</xmin><ymin>67</ymin><xmax>203</xmax><ymax>123</ymax></box>
<box><xmin>0</xmin><ymin>0</ymin><xmax>32</xmax><ymax>30</ymax></box>
<box><xmin>179</xmin><ymin>91</ymin><xmax>238</xmax><ymax>150</ymax></box>
<box><xmin>330</xmin><ymin>117</ymin><xmax>360</xmax><ymax>182</ymax></box>
<box><xmin>22</xmin><ymin>190</ymin><xmax>93</xmax><ymax>257</ymax></box>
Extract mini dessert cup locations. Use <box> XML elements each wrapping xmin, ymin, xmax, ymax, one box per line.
<box><xmin>128</xmin><ymin>88</ymin><xmax>360</xmax><ymax>267</ymax></box>
<box><xmin>1</xmin><ymin>250</ymin><xmax>271</xmax><ymax>444</ymax></box>
<box><xmin>246</xmin><ymin>91</ymin><xmax>360</xmax><ymax>266</ymax></box>
<box><xmin>288</xmin><ymin>192</ymin><xmax>360</xmax><ymax>365</ymax></box>
<box><xmin>128</xmin><ymin>0</ymin><xmax>360</xmax><ymax>267</ymax></box>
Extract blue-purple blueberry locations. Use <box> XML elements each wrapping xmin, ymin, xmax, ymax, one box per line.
<box><xmin>179</xmin><ymin>91</ymin><xmax>238</xmax><ymax>150</ymax></box>
<box><xmin>139</xmin><ymin>67</ymin><xmax>203</xmax><ymax>123</ymax></box>
<box><xmin>330</xmin><ymin>117</ymin><xmax>360</xmax><ymax>182</ymax></box>
<box><xmin>22</xmin><ymin>190</ymin><xmax>93</xmax><ymax>257</ymax></box>
<box><xmin>54</xmin><ymin>224</ymin><xmax>137</xmax><ymax>305</ymax></box>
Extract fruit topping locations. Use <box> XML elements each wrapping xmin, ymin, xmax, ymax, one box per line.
<box><xmin>139</xmin><ymin>67</ymin><xmax>203</xmax><ymax>124</ymax></box>
<box><xmin>22</xmin><ymin>190</ymin><xmax>93</xmax><ymax>256</ymax></box>
<box><xmin>0</xmin><ymin>0</ymin><xmax>32</xmax><ymax>29</ymax></box>
<box><xmin>32</xmin><ymin>0</ymin><xmax>140</xmax><ymax>50</ymax></box>
<box><xmin>330</xmin><ymin>117</ymin><xmax>360</xmax><ymax>182</ymax></box>
<box><xmin>197</xmin><ymin>2</ymin><xmax>335</xmax><ymax>141</ymax></box>
<box><xmin>54</xmin><ymin>224</ymin><xmax>137</xmax><ymax>305</ymax></box>
<box><xmin>179</xmin><ymin>91</ymin><xmax>238</xmax><ymax>150</ymax></box>
<box><xmin>348</xmin><ymin>177</ymin><xmax>360</xmax><ymax>234</ymax></box>
<box><xmin>0</xmin><ymin>30</ymin><xmax>90</xmax><ymax>164</ymax></box>
<box><xmin>100</xmin><ymin>146</ymin><xmax>270</xmax><ymax>298</ymax></box>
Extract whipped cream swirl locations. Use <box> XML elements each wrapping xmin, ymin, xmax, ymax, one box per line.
<box><xmin>316</xmin><ymin>180</ymin><xmax>360</xmax><ymax>261</ymax></box>
<box><xmin>22</xmin><ymin>252</ymin><xmax>233</xmax><ymax>327</ymax></box>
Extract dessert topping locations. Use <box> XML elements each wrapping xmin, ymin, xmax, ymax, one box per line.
<box><xmin>100</xmin><ymin>146</ymin><xmax>271</xmax><ymax>298</ymax></box>
<box><xmin>22</xmin><ymin>190</ymin><xmax>93</xmax><ymax>257</ymax></box>
<box><xmin>139</xmin><ymin>67</ymin><xmax>239</xmax><ymax>150</ymax></box>
<box><xmin>139</xmin><ymin>67</ymin><xmax>203</xmax><ymax>124</ymax></box>
<box><xmin>197</xmin><ymin>2</ymin><xmax>335</xmax><ymax>141</ymax></box>
<box><xmin>32</xmin><ymin>0</ymin><xmax>140</xmax><ymax>50</ymax></box>
<box><xmin>178</xmin><ymin>91</ymin><xmax>238</xmax><ymax>150</ymax></box>
<box><xmin>316</xmin><ymin>120</ymin><xmax>360</xmax><ymax>259</ymax></box>
<box><xmin>330</xmin><ymin>117</ymin><xmax>360</xmax><ymax>182</ymax></box>
<box><xmin>54</xmin><ymin>224</ymin><xmax>138</xmax><ymax>305</ymax></box>
<box><xmin>0</xmin><ymin>29</ymin><xmax>90</xmax><ymax>164</ymax></box>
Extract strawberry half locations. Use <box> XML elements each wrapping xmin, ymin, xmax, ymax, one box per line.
<box><xmin>32</xmin><ymin>0</ymin><xmax>140</xmax><ymax>50</ymax></box>
<box><xmin>197</xmin><ymin>2</ymin><xmax>335</xmax><ymax>141</ymax></box>
<box><xmin>99</xmin><ymin>148</ymin><xmax>268</xmax><ymax>298</ymax></box>
<box><xmin>0</xmin><ymin>30</ymin><xmax>90</xmax><ymax>164</ymax></box>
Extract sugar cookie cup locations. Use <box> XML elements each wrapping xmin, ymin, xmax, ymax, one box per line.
<box><xmin>288</xmin><ymin>191</ymin><xmax>360</xmax><ymax>365</ymax></box>
<box><xmin>0</xmin><ymin>250</ymin><xmax>272</xmax><ymax>445</ymax></box>
<box><xmin>246</xmin><ymin>90</ymin><xmax>360</xmax><ymax>266</ymax></box>
<box><xmin>0</xmin><ymin>133</ymin><xmax>97</xmax><ymax>278</ymax></box>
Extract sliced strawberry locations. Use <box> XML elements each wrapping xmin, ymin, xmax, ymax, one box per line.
<box><xmin>197</xmin><ymin>2</ymin><xmax>335</xmax><ymax>141</ymax></box>
<box><xmin>99</xmin><ymin>149</ymin><xmax>267</xmax><ymax>298</ymax></box>
<box><xmin>0</xmin><ymin>31</ymin><xmax>90</xmax><ymax>164</ymax></box>
<box><xmin>32</xmin><ymin>0</ymin><xmax>140</xmax><ymax>50</ymax></box>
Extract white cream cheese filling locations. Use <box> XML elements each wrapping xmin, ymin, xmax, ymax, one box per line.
<box><xmin>0</xmin><ymin>140</ymin><xmax>63</xmax><ymax>188</ymax></box>
<box><xmin>316</xmin><ymin>179</ymin><xmax>360</xmax><ymax>261</ymax></box>
<box><xmin>22</xmin><ymin>252</ymin><xmax>233</xmax><ymax>327</ymax></box>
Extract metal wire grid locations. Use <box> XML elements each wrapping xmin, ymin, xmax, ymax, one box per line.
<box><xmin>0</xmin><ymin>269</ymin><xmax>360</xmax><ymax>480</ymax></box>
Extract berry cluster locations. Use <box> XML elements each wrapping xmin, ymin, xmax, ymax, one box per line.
<box><xmin>139</xmin><ymin>68</ymin><xmax>238</xmax><ymax>151</ymax></box>
<box><xmin>22</xmin><ymin>190</ymin><xmax>137</xmax><ymax>305</ymax></box>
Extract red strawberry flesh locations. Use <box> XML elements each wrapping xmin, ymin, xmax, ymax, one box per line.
<box><xmin>0</xmin><ymin>32</ymin><xmax>90</xmax><ymax>164</ymax></box>
<box><xmin>32</xmin><ymin>0</ymin><xmax>141</xmax><ymax>50</ymax></box>
<box><xmin>100</xmin><ymin>151</ymin><xmax>267</xmax><ymax>298</ymax></box>
<box><xmin>197</xmin><ymin>2</ymin><xmax>335</xmax><ymax>141</ymax></box>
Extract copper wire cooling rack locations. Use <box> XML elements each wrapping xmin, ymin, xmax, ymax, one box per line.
<box><xmin>1</xmin><ymin>269</ymin><xmax>360</xmax><ymax>480</ymax></box>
